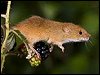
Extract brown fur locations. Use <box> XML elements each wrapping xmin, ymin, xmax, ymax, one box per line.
<box><xmin>13</xmin><ymin>15</ymin><xmax>91</xmax><ymax>53</ymax></box>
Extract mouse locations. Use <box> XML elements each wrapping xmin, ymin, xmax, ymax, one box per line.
<box><xmin>12</xmin><ymin>15</ymin><xmax>91</xmax><ymax>60</ymax></box>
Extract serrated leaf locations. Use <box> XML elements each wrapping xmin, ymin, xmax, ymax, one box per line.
<box><xmin>1</xmin><ymin>25</ymin><xmax>6</xmax><ymax>45</ymax></box>
<box><xmin>6</xmin><ymin>33</ymin><xmax>16</xmax><ymax>51</ymax></box>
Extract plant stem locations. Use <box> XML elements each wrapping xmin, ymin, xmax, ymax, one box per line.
<box><xmin>11</xmin><ymin>30</ymin><xmax>29</xmax><ymax>52</ymax></box>
<box><xmin>1</xmin><ymin>1</ymin><xmax>11</xmax><ymax>73</ymax></box>
<box><xmin>1</xmin><ymin>14</ymin><xmax>6</xmax><ymax>18</ymax></box>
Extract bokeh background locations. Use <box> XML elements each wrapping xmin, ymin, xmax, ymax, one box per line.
<box><xmin>1</xmin><ymin>1</ymin><xmax>99</xmax><ymax>74</ymax></box>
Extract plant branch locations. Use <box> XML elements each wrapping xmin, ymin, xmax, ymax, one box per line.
<box><xmin>1</xmin><ymin>14</ymin><xmax>6</xmax><ymax>18</ymax></box>
<box><xmin>1</xmin><ymin>1</ymin><xmax>11</xmax><ymax>54</ymax></box>
<box><xmin>1</xmin><ymin>1</ymin><xmax>11</xmax><ymax>73</ymax></box>
<box><xmin>10</xmin><ymin>30</ymin><xmax>29</xmax><ymax>52</ymax></box>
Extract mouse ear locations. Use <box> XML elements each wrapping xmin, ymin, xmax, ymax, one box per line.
<box><xmin>62</xmin><ymin>27</ymin><xmax>70</xmax><ymax>33</ymax></box>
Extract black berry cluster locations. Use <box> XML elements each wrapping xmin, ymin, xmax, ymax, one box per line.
<box><xmin>34</xmin><ymin>41</ymin><xmax>51</xmax><ymax>61</ymax></box>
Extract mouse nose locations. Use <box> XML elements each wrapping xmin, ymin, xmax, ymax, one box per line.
<box><xmin>84</xmin><ymin>33</ymin><xmax>91</xmax><ymax>38</ymax></box>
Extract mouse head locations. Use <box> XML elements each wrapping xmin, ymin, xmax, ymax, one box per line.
<box><xmin>63</xmin><ymin>23</ymin><xmax>91</xmax><ymax>43</ymax></box>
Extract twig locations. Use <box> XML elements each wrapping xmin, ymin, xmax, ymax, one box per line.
<box><xmin>10</xmin><ymin>30</ymin><xmax>29</xmax><ymax>52</ymax></box>
<box><xmin>1</xmin><ymin>14</ymin><xmax>6</xmax><ymax>18</ymax></box>
<box><xmin>1</xmin><ymin>1</ymin><xmax>11</xmax><ymax>55</ymax></box>
<box><xmin>1</xmin><ymin>1</ymin><xmax>11</xmax><ymax>73</ymax></box>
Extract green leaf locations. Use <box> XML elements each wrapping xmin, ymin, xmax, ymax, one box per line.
<box><xmin>6</xmin><ymin>33</ymin><xmax>16</xmax><ymax>51</ymax></box>
<box><xmin>1</xmin><ymin>25</ymin><xmax>6</xmax><ymax>45</ymax></box>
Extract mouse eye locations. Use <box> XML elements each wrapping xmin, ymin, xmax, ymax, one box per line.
<box><xmin>79</xmin><ymin>30</ymin><xmax>82</xmax><ymax>35</ymax></box>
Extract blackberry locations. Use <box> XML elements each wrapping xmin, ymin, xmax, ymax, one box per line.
<box><xmin>34</xmin><ymin>41</ymin><xmax>51</xmax><ymax>60</ymax></box>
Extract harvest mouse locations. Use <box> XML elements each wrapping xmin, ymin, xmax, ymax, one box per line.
<box><xmin>12</xmin><ymin>16</ymin><xmax>91</xmax><ymax>59</ymax></box>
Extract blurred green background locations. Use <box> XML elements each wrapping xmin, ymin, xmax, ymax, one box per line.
<box><xmin>2</xmin><ymin>1</ymin><xmax>99</xmax><ymax>74</ymax></box>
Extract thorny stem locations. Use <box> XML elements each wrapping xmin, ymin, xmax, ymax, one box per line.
<box><xmin>10</xmin><ymin>30</ymin><xmax>29</xmax><ymax>52</ymax></box>
<box><xmin>1</xmin><ymin>1</ymin><xmax>11</xmax><ymax>73</ymax></box>
<box><xmin>1</xmin><ymin>14</ymin><xmax>6</xmax><ymax>18</ymax></box>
